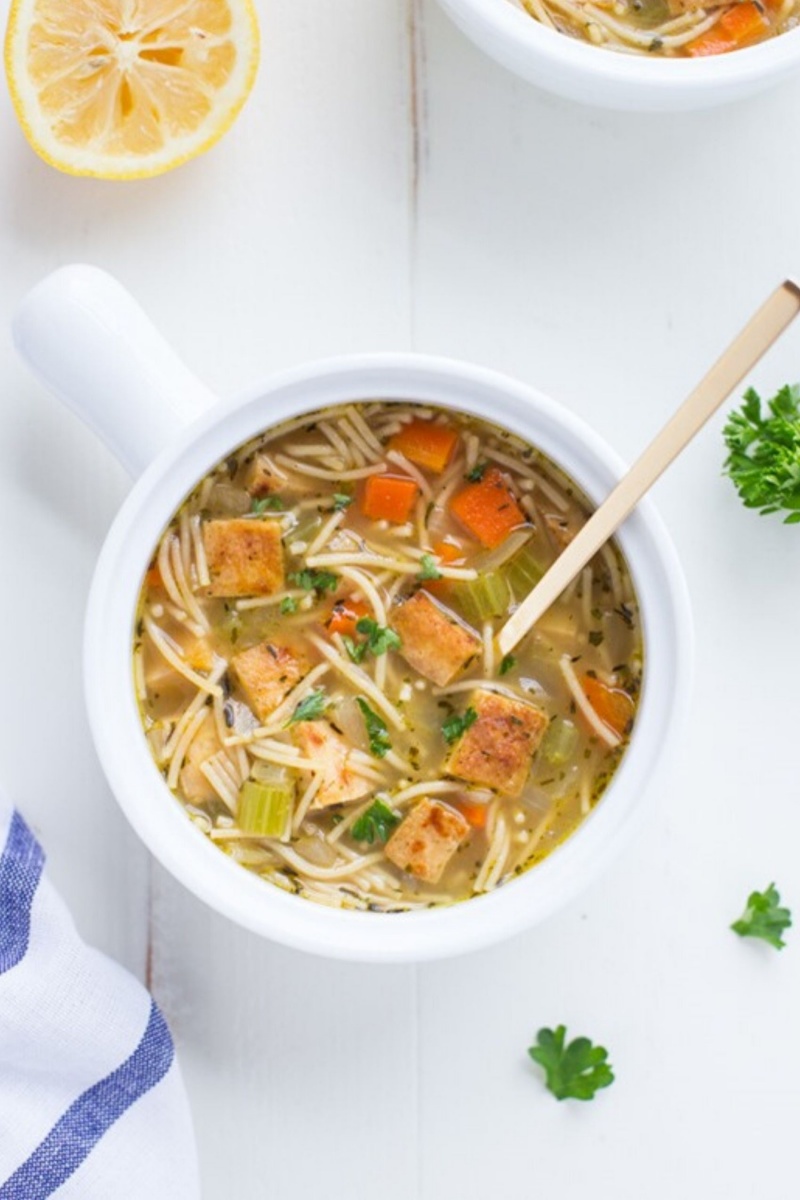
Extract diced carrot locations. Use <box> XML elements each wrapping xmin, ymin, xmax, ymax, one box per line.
<box><xmin>389</xmin><ymin>419</ymin><xmax>460</xmax><ymax>474</ymax></box>
<box><xmin>434</xmin><ymin>540</ymin><xmax>464</xmax><ymax>563</ymax></box>
<box><xmin>685</xmin><ymin>2</ymin><xmax>769</xmax><ymax>55</ymax></box>
<box><xmin>361</xmin><ymin>474</ymin><xmax>419</xmax><ymax>523</ymax></box>
<box><xmin>449</xmin><ymin>467</ymin><xmax>526</xmax><ymax>549</ymax></box>
<box><xmin>326</xmin><ymin>597</ymin><xmax>371</xmax><ymax>637</ymax></box>
<box><xmin>581</xmin><ymin>676</ymin><xmax>635</xmax><ymax>738</ymax></box>
<box><xmin>423</xmin><ymin>541</ymin><xmax>463</xmax><ymax>597</ymax></box>
<box><xmin>454</xmin><ymin>798</ymin><xmax>489</xmax><ymax>830</ymax></box>
<box><xmin>145</xmin><ymin>564</ymin><xmax>163</xmax><ymax>589</ymax></box>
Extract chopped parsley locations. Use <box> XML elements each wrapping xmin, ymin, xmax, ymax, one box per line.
<box><xmin>342</xmin><ymin>636</ymin><xmax>367</xmax><ymax>664</ymax></box>
<box><xmin>588</xmin><ymin>630</ymin><xmax>604</xmax><ymax>647</ymax></box>
<box><xmin>466</xmin><ymin>462</ymin><xmax>488</xmax><ymax>483</ymax></box>
<box><xmin>280</xmin><ymin>596</ymin><xmax>298</xmax><ymax>615</ymax></box>
<box><xmin>499</xmin><ymin>654</ymin><xmax>516</xmax><ymax>675</ymax></box>
<box><xmin>441</xmin><ymin>706</ymin><xmax>478</xmax><ymax>745</ymax></box>
<box><xmin>417</xmin><ymin>553</ymin><xmax>442</xmax><ymax>581</ymax></box>
<box><xmin>356</xmin><ymin>617</ymin><xmax>401</xmax><ymax>656</ymax></box>
<box><xmin>351</xmin><ymin>799</ymin><xmax>400</xmax><ymax>844</ymax></box>
<box><xmin>333</xmin><ymin>493</ymin><xmax>353</xmax><ymax>512</ymax></box>
<box><xmin>731</xmin><ymin>883</ymin><xmax>792</xmax><ymax>950</ymax></box>
<box><xmin>528</xmin><ymin>1026</ymin><xmax>614</xmax><ymax>1102</ymax></box>
<box><xmin>286</xmin><ymin>689</ymin><xmax>328</xmax><ymax>726</ymax></box>
<box><xmin>356</xmin><ymin>697</ymin><xmax>391</xmax><ymax>758</ymax></box>
<box><xmin>289</xmin><ymin>569</ymin><xmax>339</xmax><ymax>595</ymax></box>
<box><xmin>251</xmin><ymin>495</ymin><xmax>284</xmax><ymax>513</ymax></box>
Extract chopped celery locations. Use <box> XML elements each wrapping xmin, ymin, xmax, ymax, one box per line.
<box><xmin>238</xmin><ymin>780</ymin><xmax>294</xmax><ymax>837</ymax></box>
<box><xmin>542</xmin><ymin>719</ymin><xmax>579</xmax><ymax>766</ymax></box>
<box><xmin>505</xmin><ymin>545</ymin><xmax>546</xmax><ymax>600</ymax></box>
<box><xmin>451</xmin><ymin>570</ymin><xmax>510</xmax><ymax>623</ymax></box>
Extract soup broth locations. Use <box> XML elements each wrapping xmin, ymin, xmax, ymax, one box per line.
<box><xmin>134</xmin><ymin>401</ymin><xmax>643</xmax><ymax>912</ymax></box>
<box><xmin>517</xmin><ymin>0</ymin><xmax>799</xmax><ymax>57</ymax></box>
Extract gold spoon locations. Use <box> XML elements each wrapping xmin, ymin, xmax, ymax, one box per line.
<box><xmin>498</xmin><ymin>280</ymin><xmax>800</xmax><ymax>657</ymax></box>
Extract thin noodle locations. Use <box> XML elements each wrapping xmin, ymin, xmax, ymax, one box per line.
<box><xmin>272</xmin><ymin>844</ymin><xmax>385</xmax><ymax>881</ymax></box>
<box><xmin>308</xmin><ymin>634</ymin><xmax>406</xmax><ymax>730</ymax></box>
<box><xmin>292</xmin><ymin>773</ymin><xmax>325</xmax><ymax>832</ymax></box>
<box><xmin>143</xmin><ymin>616</ymin><xmax>222</xmax><ymax>696</ymax></box>
<box><xmin>133</xmin><ymin>648</ymin><xmax>146</xmax><ymax>700</ymax></box>
<box><xmin>559</xmin><ymin>654</ymin><xmax>620</xmax><ymax>749</ymax></box>
<box><xmin>318</xmin><ymin>420</ymin><xmax>352</xmax><ymax>462</ymax></box>
<box><xmin>339</xmin><ymin>416</ymin><xmax>381</xmax><ymax>463</ymax></box>
<box><xmin>274</xmin><ymin>455</ymin><xmax>386</xmax><ymax>482</ymax></box>
<box><xmin>170</xmin><ymin>536</ymin><xmax>210</xmax><ymax>632</ymax></box>
<box><xmin>346</xmin><ymin>406</ymin><xmax>384</xmax><ymax>456</ymax></box>
<box><xmin>306</xmin><ymin>510</ymin><xmax>346</xmax><ymax>557</ymax></box>
<box><xmin>335</xmin><ymin>567</ymin><xmax>387</xmax><ymax>625</ymax></box>
<box><xmin>391</xmin><ymin>780</ymin><xmax>463</xmax><ymax>806</ymax></box>
<box><xmin>157</xmin><ymin>535</ymin><xmax>188</xmax><ymax>615</ymax></box>
<box><xmin>190</xmin><ymin>515</ymin><xmax>210</xmax><ymax>587</ymax></box>
<box><xmin>167</xmin><ymin>707</ymin><xmax>212</xmax><ymax>790</ymax></box>
<box><xmin>236</xmin><ymin>588</ymin><xmax>305</xmax><ymax>612</ymax></box>
<box><xmin>199</xmin><ymin>760</ymin><xmax>238</xmax><ymax>811</ymax></box>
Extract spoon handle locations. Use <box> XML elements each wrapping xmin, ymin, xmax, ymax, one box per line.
<box><xmin>498</xmin><ymin>280</ymin><xmax>800</xmax><ymax>657</ymax></box>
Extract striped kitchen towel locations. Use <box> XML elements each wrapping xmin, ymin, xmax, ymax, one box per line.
<box><xmin>0</xmin><ymin>796</ymin><xmax>200</xmax><ymax>1199</ymax></box>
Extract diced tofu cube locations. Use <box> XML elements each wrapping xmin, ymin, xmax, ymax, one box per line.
<box><xmin>244</xmin><ymin>453</ymin><xmax>281</xmax><ymax>498</ymax></box>
<box><xmin>446</xmin><ymin>689</ymin><xmax>548</xmax><ymax>797</ymax></box>
<box><xmin>385</xmin><ymin>798</ymin><xmax>469</xmax><ymax>884</ymax></box>
<box><xmin>391</xmin><ymin>590</ymin><xmax>481</xmax><ymax>687</ymax></box>
<box><xmin>203</xmin><ymin>518</ymin><xmax>284</xmax><ymax>597</ymax></box>
<box><xmin>292</xmin><ymin>721</ymin><xmax>373</xmax><ymax>809</ymax></box>
<box><xmin>230</xmin><ymin>642</ymin><xmax>308</xmax><ymax>723</ymax></box>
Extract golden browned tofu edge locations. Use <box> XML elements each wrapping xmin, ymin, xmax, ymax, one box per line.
<box><xmin>391</xmin><ymin>590</ymin><xmax>481</xmax><ymax>687</ymax></box>
<box><xmin>446</xmin><ymin>689</ymin><xmax>548</xmax><ymax>797</ymax></box>
<box><xmin>202</xmin><ymin>518</ymin><xmax>285</xmax><ymax>598</ymax></box>
<box><xmin>229</xmin><ymin>642</ymin><xmax>308</xmax><ymax>723</ymax></box>
<box><xmin>385</xmin><ymin>798</ymin><xmax>470</xmax><ymax>884</ymax></box>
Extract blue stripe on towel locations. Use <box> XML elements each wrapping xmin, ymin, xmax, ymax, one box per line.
<box><xmin>0</xmin><ymin>1000</ymin><xmax>174</xmax><ymax>1199</ymax></box>
<box><xmin>0</xmin><ymin>810</ymin><xmax>45</xmax><ymax>975</ymax></box>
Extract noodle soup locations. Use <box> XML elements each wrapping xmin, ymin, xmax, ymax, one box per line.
<box><xmin>517</xmin><ymin>0</ymin><xmax>799</xmax><ymax>56</ymax></box>
<box><xmin>134</xmin><ymin>401</ymin><xmax>643</xmax><ymax>913</ymax></box>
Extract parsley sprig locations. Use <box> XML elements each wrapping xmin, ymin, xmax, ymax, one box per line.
<box><xmin>286</xmin><ymin>689</ymin><xmax>328</xmax><ymax>726</ymax></box>
<box><xmin>442</xmin><ymin>706</ymin><xmax>478</xmax><ymax>745</ymax></box>
<box><xmin>343</xmin><ymin>618</ymin><xmax>402</xmax><ymax>664</ymax></box>
<box><xmin>251</xmin><ymin>495</ymin><xmax>284</xmax><ymax>513</ymax></box>
<box><xmin>356</xmin><ymin>697</ymin><xmax>391</xmax><ymax>758</ymax></box>
<box><xmin>351</xmin><ymin>799</ymin><xmax>400</xmax><ymax>844</ymax></box>
<box><xmin>731</xmin><ymin>882</ymin><xmax>792</xmax><ymax>950</ymax></box>
<box><xmin>289</xmin><ymin>569</ymin><xmax>339</xmax><ymax>595</ymax></box>
<box><xmin>417</xmin><ymin>553</ymin><xmax>442</xmax><ymax>581</ymax></box>
<box><xmin>528</xmin><ymin>1026</ymin><xmax>614</xmax><ymax>1102</ymax></box>
<box><xmin>466</xmin><ymin>462</ymin><xmax>488</xmax><ymax>482</ymax></box>
<box><xmin>723</xmin><ymin>385</ymin><xmax>800</xmax><ymax>523</ymax></box>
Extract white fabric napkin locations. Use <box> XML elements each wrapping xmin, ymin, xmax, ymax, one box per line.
<box><xmin>0</xmin><ymin>793</ymin><xmax>200</xmax><ymax>1199</ymax></box>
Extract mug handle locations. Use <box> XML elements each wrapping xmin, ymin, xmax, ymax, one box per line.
<box><xmin>12</xmin><ymin>265</ymin><xmax>218</xmax><ymax>477</ymax></box>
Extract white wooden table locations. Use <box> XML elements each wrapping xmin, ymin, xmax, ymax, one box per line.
<box><xmin>2</xmin><ymin>2</ymin><xmax>800</xmax><ymax>1195</ymax></box>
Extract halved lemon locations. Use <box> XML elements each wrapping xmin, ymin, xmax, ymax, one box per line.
<box><xmin>5</xmin><ymin>0</ymin><xmax>260</xmax><ymax>179</ymax></box>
